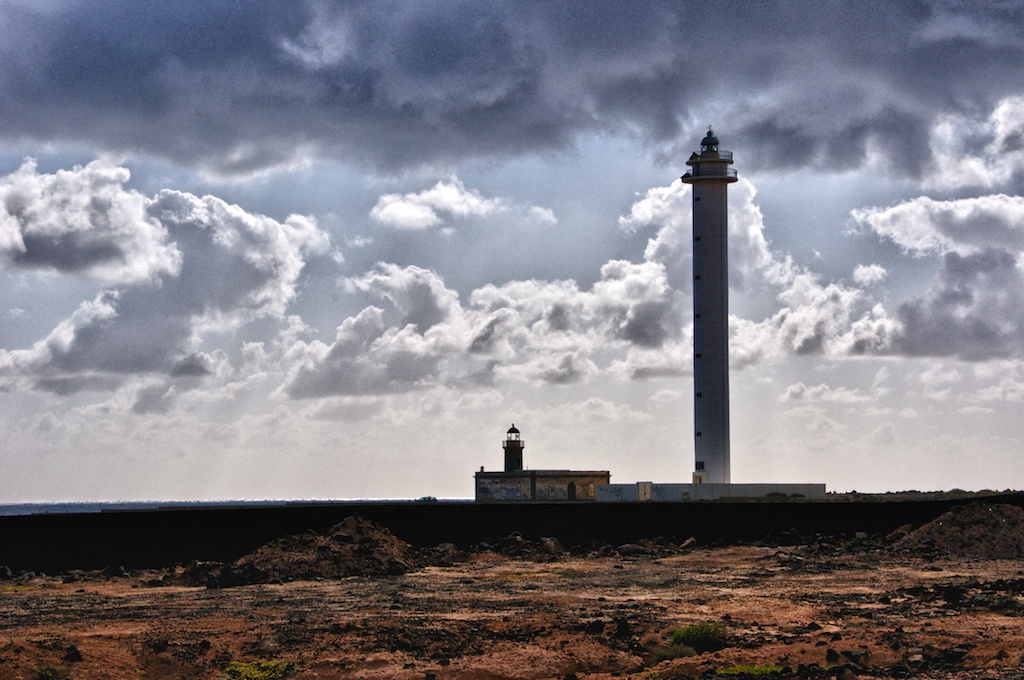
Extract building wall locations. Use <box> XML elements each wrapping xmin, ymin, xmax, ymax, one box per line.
<box><xmin>476</xmin><ymin>474</ymin><xmax>533</xmax><ymax>502</ymax></box>
<box><xmin>475</xmin><ymin>471</ymin><xmax>610</xmax><ymax>502</ymax></box>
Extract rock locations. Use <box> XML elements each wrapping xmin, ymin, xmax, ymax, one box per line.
<box><xmin>826</xmin><ymin>648</ymin><xmax>840</xmax><ymax>663</ymax></box>
<box><xmin>147</xmin><ymin>639</ymin><xmax>170</xmax><ymax>653</ymax></box>
<box><xmin>854</xmin><ymin>531</ymin><xmax>868</xmax><ymax>540</ymax></box>
<box><xmin>841</xmin><ymin>648</ymin><xmax>869</xmax><ymax>665</ymax></box>
<box><xmin>679</xmin><ymin>537</ymin><xmax>698</xmax><ymax>550</ymax></box>
<box><xmin>889</xmin><ymin>664</ymin><xmax>911</xmax><ymax>678</ymax></box>
<box><xmin>0</xmin><ymin>565</ymin><xmax>13</xmax><ymax>580</ymax></box>
<box><xmin>938</xmin><ymin>645</ymin><xmax>972</xmax><ymax>665</ymax></box>
<box><xmin>540</xmin><ymin>537</ymin><xmax>564</xmax><ymax>554</ymax></box>
<box><xmin>616</xmin><ymin>543</ymin><xmax>647</xmax><ymax>556</ymax></box>
<box><xmin>63</xmin><ymin>645</ymin><xmax>83</xmax><ymax>663</ymax></box>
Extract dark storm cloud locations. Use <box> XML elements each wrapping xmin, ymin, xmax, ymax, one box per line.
<box><xmin>894</xmin><ymin>248</ymin><xmax>1024</xmax><ymax>360</ymax></box>
<box><xmin>850</xmin><ymin>193</ymin><xmax>1024</xmax><ymax>361</ymax></box>
<box><xmin>3</xmin><ymin>1</ymin><xmax>1022</xmax><ymax>176</ymax></box>
<box><xmin>170</xmin><ymin>354</ymin><xmax>212</xmax><ymax>377</ymax></box>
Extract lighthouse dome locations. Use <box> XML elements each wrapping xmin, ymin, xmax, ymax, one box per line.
<box><xmin>700</xmin><ymin>128</ymin><xmax>720</xmax><ymax>153</ymax></box>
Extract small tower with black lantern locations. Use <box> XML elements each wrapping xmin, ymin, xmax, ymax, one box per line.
<box><xmin>503</xmin><ymin>424</ymin><xmax>524</xmax><ymax>472</ymax></box>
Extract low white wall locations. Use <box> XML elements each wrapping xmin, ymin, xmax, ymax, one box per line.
<box><xmin>597</xmin><ymin>482</ymin><xmax>826</xmax><ymax>502</ymax></box>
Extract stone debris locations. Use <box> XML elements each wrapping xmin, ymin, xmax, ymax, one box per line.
<box><xmin>180</xmin><ymin>515</ymin><xmax>423</xmax><ymax>587</ymax></box>
<box><xmin>895</xmin><ymin>502</ymin><xmax>1024</xmax><ymax>559</ymax></box>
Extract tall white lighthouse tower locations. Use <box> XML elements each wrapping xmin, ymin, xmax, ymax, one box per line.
<box><xmin>681</xmin><ymin>127</ymin><xmax>737</xmax><ymax>484</ymax></box>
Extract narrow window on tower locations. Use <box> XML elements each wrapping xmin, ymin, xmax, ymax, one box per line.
<box><xmin>695</xmin><ymin>314</ymin><xmax>701</xmax><ymax>319</ymax></box>
<box><xmin>694</xmin><ymin>236</ymin><xmax>701</xmax><ymax>241</ymax></box>
<box><xmin>695</xmin><ymin>431</ymin><xmax>702</xmax><ymax>437</ymax></box>
<box><xmin>695</xmin><ymin>353</ymin><xmax>702</xmax><ymax>358</ymax></box>
<box><xmin>695</xmin><ymin>461</ymin><xmax>705</xmax><ymax>470</ymax></box>
<box><xmin>694</xmin><ymin>196</ymin><xmax>701</xmax><ymax>201</ymax></box>
<box><xmin>694</xmin><ymin>275</ymin><xmax>701</xmax><ymax>281</ymax></box>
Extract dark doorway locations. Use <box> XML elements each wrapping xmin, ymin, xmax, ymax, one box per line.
<box><xmin>567</xmin><ymin>482</ymin><xmax>577</xmax><ymax>501</ymax></box>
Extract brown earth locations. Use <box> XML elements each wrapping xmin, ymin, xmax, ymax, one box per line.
<box><xmin>2</xmin><ymin>508</ymin><xmax>1024</xmax><ymax>680</ymax></box>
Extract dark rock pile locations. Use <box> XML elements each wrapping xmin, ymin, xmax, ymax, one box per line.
<box><xmin>473</xmin><ymin>532</ymin><xmax>566</xmax><ymax>559</ymax></box>
<box><xmin>472</xmin><ymin>532</ymin><xmax>696</xmax><ymax>559</ymax></box>
<box><xmin>895</xmin><ymin>502</ymin><xmax>1024</xmax><ymax>559</ymax></box>
<box><xmin>180</xmin><ymin>515</ymin><xmax>423</xmax><ymax>588</ymax></box>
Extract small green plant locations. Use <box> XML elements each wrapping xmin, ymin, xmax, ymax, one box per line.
<box><xmin>717</xmin><ymin>664</ymin><xmax>784</xmax><ymax>676</ymax></box>
<box><xmin>670</xmin><ymin>621</ymin><xmax>728</xmax><ymax>653</ymax></box>
<box><xmin>36</xmin><ymin>665</ymin><xmax>70</xmax><ymax>680</ymax></box>
<box><xmin>651</xmin><ymin>641</ymin><xmax>696</xmax><ymax>662</ymax></box>
<box><xmin>218</xmin><ymin>659</ymin><xmax>297</xmax><ymax>680</ymax></box>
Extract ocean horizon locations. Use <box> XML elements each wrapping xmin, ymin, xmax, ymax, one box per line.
<box><xmin>0</xmin><ymin>497</ymin><xmax>470</xmax><ymax>517</ymax></box>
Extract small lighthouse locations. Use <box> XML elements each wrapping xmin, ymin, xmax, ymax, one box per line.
<box><xmin>681</xmin><ymin>127</ymin><xmax>737</xmax><ymax>484</ymax></box>
<box><xmin>475</xmin><ymin>424</ymin><xmax>609</xmax><ymax>501</ymax></box>
<box><xmin>503</xmin><ymin>424</ymin><xmax>524</xmax><ymax>472</ymax></box>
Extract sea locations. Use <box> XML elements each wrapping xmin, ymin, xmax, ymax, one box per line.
<box><xmin>0</xmin><ymin>498</ymin><xmax>468</xmax><ymax>516</ymax></box>
<box><xmin>0</xmin><ymin>500</ymin><xmax>293</xmax><ymax>517</ymax></box>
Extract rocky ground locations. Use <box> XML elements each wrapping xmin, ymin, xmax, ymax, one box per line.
<box><xmin>1</xmin><ymin>504</ymin><xmax>1024</xmax><ymax>679</ymax></box>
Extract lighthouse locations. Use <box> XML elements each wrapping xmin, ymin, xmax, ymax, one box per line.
<box><xmin>681</xmin><ymin>128</ymin><xmax>737</xmax><ymax>484</ymax></box>
<box><xmin>503</xmin><ymin>424</ymin><xmax>524</xmax><ymax>472</ymax></box>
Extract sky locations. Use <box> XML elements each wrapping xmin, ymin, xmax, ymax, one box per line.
<box><xmin>3</xmin><ymin>1</ymin><xmax>1024</xmax><ymax>502</ymax></box>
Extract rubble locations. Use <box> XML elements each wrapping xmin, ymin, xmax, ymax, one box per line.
<box><xmin>180</xmin><ymin>515</ymin><xmax>423</xmax><ymax>587</ymax></box>
<box><xmin>895</xmin><ymin>503</ymin><xmax>1024</xmax><ymax>559</ymax></box>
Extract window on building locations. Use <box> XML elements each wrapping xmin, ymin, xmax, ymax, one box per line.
<box><xmin>588</xmin><ymin>482</ymin><xmax>595</xmax><ymax>497</ymax></box>
<box><xmin>696</xmin><ymin>461</ymin><xmax>705</xmax><ymax>470</ymax></box>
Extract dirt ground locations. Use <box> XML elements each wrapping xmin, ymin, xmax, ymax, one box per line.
<box><xmin>2</xmin><ymin>541</ymin><xmax>1024</xmax><ymax>680</ymax></box>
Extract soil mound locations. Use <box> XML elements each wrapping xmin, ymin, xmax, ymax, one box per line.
<box><xmin>181</xmin><ymin>515</ymin><xmax>421</xmax><ymax>587</ymax></box>
<box><xmin>896</xmin><ymin>503</ymin><xmax>1024</xmax><ymax>559</ymax></box>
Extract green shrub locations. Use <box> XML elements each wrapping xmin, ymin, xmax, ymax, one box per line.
<box><xmin>652</xmin><ymin>641</ymin><xmax>696</xmax><ymax>662</ymax></box>
<box><xmin>36</xmin><ymin>666</ymin><xmax>70</xmax><ymax>680</ymax></box>
<box><xmin>218</xmin><ymin>659</ymin><xmax>298</xmax><ymax>680</ymax></box>
<box><xmin>717</xmin><ymin>664</ymin><xmax>784</xmax><ymax>676</ymax></box>
<box><xmin>670</xmin><ymin>621</ymin><xmax>728</xmax><ymax>653</ymax></box>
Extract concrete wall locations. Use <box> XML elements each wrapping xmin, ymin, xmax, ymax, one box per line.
<box><xmin>597</xmin><ymin>482</ymin><xmax>826</xmax><ymax>502</ymax></box>
<box><xmin>5</xmin><ymin>493</ymin><xmax>1024</xmax><ymax>571</ymax></box>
